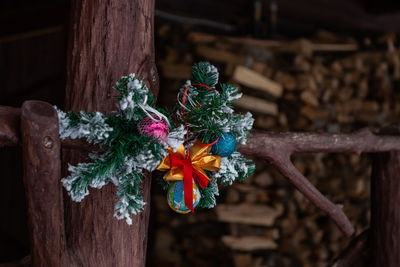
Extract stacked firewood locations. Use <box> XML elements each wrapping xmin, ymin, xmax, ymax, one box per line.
<box><xmin>150</xmin><ymin>25</ymin><xmax>399</xmax><ymax>267</ymax></box>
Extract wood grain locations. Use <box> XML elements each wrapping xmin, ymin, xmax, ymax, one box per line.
<box><xmin>237</xmin><ymin>128</ymin><xmax>400</xmax><ymax>236</ymax></box>
<box><xmin>63</xmin><ymin>0</ymin><xmax>158</xmax><ymax>266</ymax></box>
<box><xmin>21</xmin><ymin>101</ymin><xmax>62</xmax><ymax>267</ymax></box>
<box><xmin>65</xmin><ymin>0</ymin><xmax>158</xmax><ymax>113</ymax></box>
<box><xmin>370</xmin><ymin>128</ymin><xmax>400</xmax><ymax>266</ymax></box>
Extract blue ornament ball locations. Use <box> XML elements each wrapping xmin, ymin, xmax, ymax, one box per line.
<box><xmin>211</xmin><ymin>132</ymin><xmax>237</xmax><ymax>157</ymax></box>
<box><xmin>167</xmin><ymin>180</ymin><xmax>201</xmax><ymax>214</ymax></box>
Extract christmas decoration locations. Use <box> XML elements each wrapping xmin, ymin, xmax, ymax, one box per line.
<box><xmin>56</xmin><ymin>62</ymin><xmax>255</xmax><ymax>223</ymax></box>
<box><xmin>167</xmin><ymin>180</ymin><xmax>201</xmax><ymax>214</ymax></box>
<box><xmin>157</xmin><ymin>143</ymin><xmax>220</xmax><ymax>212</ymax></box>
<box><xmin>137</xmin><ymin>114</ymin><xmax>169</xmax><ymax>141</ymax></box>
<box><xmin>211</xmin><ymin>132</ymin><xmax>237</xmax><ymax>157</ymax></box>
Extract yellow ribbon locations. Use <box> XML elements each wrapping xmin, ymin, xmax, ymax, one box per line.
<box><xmin>157</xmin><ymin>142</ymin><xmax>221</xmax><ymax>182</ymax></box>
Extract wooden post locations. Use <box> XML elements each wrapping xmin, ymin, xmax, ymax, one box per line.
<box><xmin>370</xmin><ymin>129</ymin><xmax>400</xmax><ymax>266</ymax></box>
<box><xmin>63</xmin><ymin>0</ymin><xmax>157</xmax><ymax>266</ymax></box>
<box><xmin>21</xmin><ymin>101</ymin><xmax>62</xmax><ymax>267</ymax></box>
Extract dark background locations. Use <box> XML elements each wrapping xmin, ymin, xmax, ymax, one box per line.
<box><xmin>2</xmin><ymin>1</ymin><xmax>400</xmax><ymax>266</ymax></box>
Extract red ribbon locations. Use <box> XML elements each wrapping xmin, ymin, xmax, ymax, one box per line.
<box><xmin>169</xmin><ymin>154</ymin><xmax>210</xmax><ymax>213</ymax></box>
<box><xmin>172</xmin><ymin>83</ymin><xmax>218</xmax><ymax>212</ymax></box>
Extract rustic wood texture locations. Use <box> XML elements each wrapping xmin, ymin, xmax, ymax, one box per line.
<box><xmin>20</xmin><ymin>101</ymin><xmax>62</xmax><ymax>267</ymax></box>
<box><xmin>66</xmin><ymin>0</ymin><xmax>158</xmax><ymax>112</ymax></box>
<box><xmin>370</xmin><ymin>128</ymin><xmax>400</xmax><ymax>266</ymax></box>
<box><xmin>2</xmin><ymin>102</ymin><xmax>400</xmax><ymax>263</ymax></box>
<box><xmin>2</xmin><ymin>102</ymin><xmax>400</xmax><ymax>237</ymax></box>
<box><xmin>238</xmin><ymin>128</ymin><xmax>400</xmax><ymax>236</ymax></box>
<box><xmin>63</xmin><ymin>0</ymin><xmax>158</xmax><ymax>266</ymax></box>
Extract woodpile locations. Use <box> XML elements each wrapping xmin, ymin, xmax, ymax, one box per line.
<box><xmin>151</xmin><ymin>25</ymin><xmax>400</xmax><ymax>266</ymax></box>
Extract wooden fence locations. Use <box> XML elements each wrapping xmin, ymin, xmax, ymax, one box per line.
<box><xmin>1</xmin><ymin>101</ymin><xmax>400</xmax><ymax>266</ymax></box>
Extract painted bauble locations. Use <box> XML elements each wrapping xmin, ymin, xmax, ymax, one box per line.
<box><xmin>211</xmin><ymin>132</ymin><xmax>237</xmax><ymax>157</ymax></box>
<box><xmin>167</xmin><ymin>180</ymin><xmax>201</xmax><ymax>214</ymax></box>
<box><xmin>138</xmin><ymin>115</ymin><xmax>169</xmax><ymax>141</ymax></box>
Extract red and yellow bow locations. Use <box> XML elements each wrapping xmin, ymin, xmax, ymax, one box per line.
<box><xmin>157</xmin><ymin>142</ymin><xmax>221</xmax><ymax>212</ymax></box>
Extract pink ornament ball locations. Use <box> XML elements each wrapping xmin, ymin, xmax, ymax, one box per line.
<box><xmin>138</xmin><ymin>115</ymin><xmax>169</xmax><ymax>141</ymax></box>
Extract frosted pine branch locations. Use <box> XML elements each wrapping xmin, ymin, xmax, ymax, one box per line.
<box><xmin>214</xmin><ymin>152</ymin><xmax>254</xmax><ymax>186</ymax></box>
<box><xmin>55</xmin><ymin>107</ymin><xmax>113</xmax><ymax>145</ymax></box>
<box><xmin>114</xmin><ymin>172</ymin><xmax>146</xmax><ymax>225</ymax></box>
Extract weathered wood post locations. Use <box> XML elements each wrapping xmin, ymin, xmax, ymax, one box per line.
<box><xmin>21</xmin><ymin>101</ymin><xmax>62</xmax><ymax>267</ymax></box>
<box><xmin>63</xmin><ymin>0</ymin><xmax>158</xmax><ymax>266</ymax></box>
<box><xmin>370</xmin><ymin>129</ymin><xmax>400</xmax><ymax>266</ymax></box>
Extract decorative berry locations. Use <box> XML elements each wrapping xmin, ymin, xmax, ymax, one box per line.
<box><xmin>211</xmin><ymin>132</ymin><xmax>237</xmax><ymax>157</ymax></box>
<box><xmin>138</xmin><ymin>115</ymin><xmax>169</xmax><ymax>141</ymax></box>
<box><xmin>167</xmin><ymin>180</ymin><xmax>201</xmax><ymax>214</ymax></box>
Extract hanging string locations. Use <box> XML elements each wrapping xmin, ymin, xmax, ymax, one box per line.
<box><xmin>172</xmin><ymin>83</ymin><xmax>222</xmax><ymax>213</ymax></box>
<box><xmin>178</xmin><ymin>83</ymin><xmax>220</xmax><ymax>156</ymax></box>
<box><xmin>139</xmin><ymin>94</ymin><xmax>170</xmax><ymax>126</ymax></box>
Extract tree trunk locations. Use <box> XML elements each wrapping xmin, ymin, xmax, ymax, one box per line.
<box><xmin>370</xmin><ymin>128</ymin><xmax>400</xmax><ymax>266</ymax></box>
<box><xmin>63</xmin><ymin>1</ymin><xmax>157</xmax><ymax>266</ymax></box>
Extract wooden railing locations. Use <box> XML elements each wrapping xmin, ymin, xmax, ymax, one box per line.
<box><xmin>1</xmin><ymin>100</ymin><xmax>400</xmax><ymax>266</ymax></box>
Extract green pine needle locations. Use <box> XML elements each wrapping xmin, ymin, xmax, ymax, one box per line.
<box><xmin>59</xmin><ymin>61</ymin><xmax>255</xmax><ymax>221</ymax></box>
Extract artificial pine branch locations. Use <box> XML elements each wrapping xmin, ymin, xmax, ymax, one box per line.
<box><xmin>57</xmin><ymin>61</ymin><xmax>255</xmax><ymax>221</ymax></box>
<box><xmin>192</xmin><ymin>62</ymin><xmax>219</xmax><ymax>88</ymax></box>
<box><xmin>57</xmin><ymin>74</ymin><xmax>168</xmax><ymax>224</ymax></box>
<box><xmin>171</xmin><ymin>62</ymin><xmax>255</xmax><ymax>208</ymax></box>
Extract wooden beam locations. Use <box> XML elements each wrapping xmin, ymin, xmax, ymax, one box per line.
<box><xmin>0</xmin><ymin>26</ymin><xmax>63</xmax><ymax>44</ymax></box>
<box><xmin>188</xmin><ymin>32</ymin><xmax>358</xmax><ymax>54</ymax></box>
